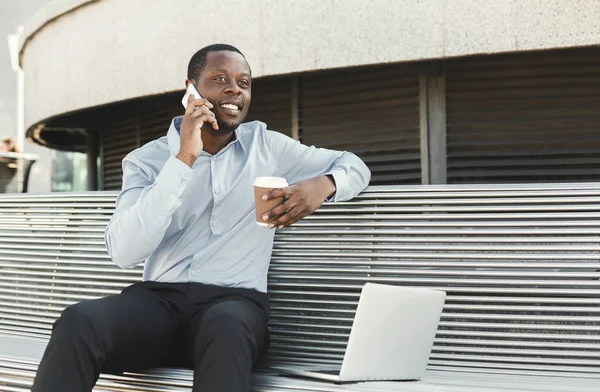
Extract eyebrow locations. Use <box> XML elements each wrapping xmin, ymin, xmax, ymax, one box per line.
<box><xmin>212</xmin><ymin>68</ymin><xmax>251</xmax><ymax>77</ymax></box>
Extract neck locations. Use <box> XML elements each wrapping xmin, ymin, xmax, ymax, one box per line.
<box><xmin>201</xmin><ymin>125</ymin><xmax>236</xmax><ymax>155</ymax></box>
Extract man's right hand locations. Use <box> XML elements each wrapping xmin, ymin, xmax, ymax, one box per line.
<box><xmin>177</xmin><ymin>95</ymin><xmax>219</xmax><ymax>167</ymax></box>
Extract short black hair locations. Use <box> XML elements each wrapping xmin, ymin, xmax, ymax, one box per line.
<box><xmin>187</xmin><ymin>44</ymin><xmax>248</xmax><ymax>81</ymax></box>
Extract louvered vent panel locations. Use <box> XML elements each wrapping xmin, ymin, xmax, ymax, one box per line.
<box><xmin>300</xmin><ymin>65</ymin><xmax>421</xmax><ymax>185</ymax></box>
<box><xmin>446</xmin><ymin>48</ymin><xmax>600</xmax><ymax>183</ymax></box>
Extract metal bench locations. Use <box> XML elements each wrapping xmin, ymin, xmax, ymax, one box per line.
<box><xmin>0</xmin><ymin>183</ymin><xmax>599</xmax><ymax>391</ymax></box>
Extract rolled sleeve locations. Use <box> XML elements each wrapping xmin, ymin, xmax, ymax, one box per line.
<box><xmin>325</xmin><ymin>169</ymin><xmax>350</xmax><ymax>202</ymax></box>
<box><xmin>266</xmin><ymin>129</ymin><xmax>371</xmax><ymax>201</ymax></box>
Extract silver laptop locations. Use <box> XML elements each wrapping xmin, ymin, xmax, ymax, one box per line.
<box><xmin>274</xmin><ymin>282</ymin><xmax>446</xmax><ymax>383</ymax></box>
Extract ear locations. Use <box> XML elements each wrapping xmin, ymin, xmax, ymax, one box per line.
<box><xmin>185</xmin><ymin>79</ymin><xmax>193</xmax><ymax>88</ymax></box>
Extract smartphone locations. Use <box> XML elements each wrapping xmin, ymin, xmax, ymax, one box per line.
<box><xmin>182</xmin><ymin>83</ymin><xmax>202</xmax><ymax>109</ymax></box>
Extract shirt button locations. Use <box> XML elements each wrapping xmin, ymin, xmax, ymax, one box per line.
<box><xmin>181</xmin><ymin>179</ymin><xmax>188</xmax><ymax>186</ymax></box>
<box><xmin>211</xmin><ymin>222</ymin><xmax>217</xmax><ymax>227</ymax></box>
<box><xmin>214</xmin><ymin>189</ymin><xmax>220</xmax><ymax>194</ymax></box>
<box><xmin>190</xmin><ymin>270</ymin><xmax>196</xmax><ymax>276</ymax></box>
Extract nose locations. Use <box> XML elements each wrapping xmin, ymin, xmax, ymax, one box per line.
<box><xmin>225</xmin><ymin>80</ymin><xmax>242</xmax><ymax>95</ymax></box>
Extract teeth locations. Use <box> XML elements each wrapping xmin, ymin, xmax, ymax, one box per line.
<box><xmin>221</xmin><ymin>104</ymin><xmax>239</xmax><ymax>111</ymax></box>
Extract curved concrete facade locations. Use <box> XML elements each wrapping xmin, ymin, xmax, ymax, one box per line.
<box><xmin>19</xmin><ymin>0</ymin><xmax>600</xmax><ymax>137</ymax></box>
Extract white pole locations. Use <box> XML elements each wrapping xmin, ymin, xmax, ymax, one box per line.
<box><xmin>16</xmin><ymin>70</ymin><xmax>25</xmax><ymax>153</ymax></box>
<box><xmin>7</xmin><ymin>26</ymin><xmax>25</xmax><ymax>191</ymax></box>
<box><xmin>8</xmin><ymin>26</ymin><xmax>25</xmax><ymax>151</ymax></box>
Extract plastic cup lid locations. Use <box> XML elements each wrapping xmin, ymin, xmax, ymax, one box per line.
<box><xmin>253</xmin><ymin>176</ymin><xmax>288</xmax><ymax>188</ymax></box>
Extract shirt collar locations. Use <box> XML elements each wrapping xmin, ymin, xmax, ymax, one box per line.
<box><xmin>167</xmin><ymin>116</ymin><xmax>245</xmax><ymax>157</ymax></box>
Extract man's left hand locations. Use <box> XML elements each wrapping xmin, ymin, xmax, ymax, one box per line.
<box><xmin>262</xmin><ymin>176</ymin><xmax>336</xmax><ymax>229</ymax></box>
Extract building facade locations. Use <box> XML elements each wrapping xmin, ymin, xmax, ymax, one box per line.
<box><xmin>17</xmin><ymin>0</ymin><xmax>600</xmax><ymax>190</ymax></box>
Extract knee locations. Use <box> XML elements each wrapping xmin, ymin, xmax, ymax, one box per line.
<box><xmin>53</xmin><ymin>302</ymin><xmax>94</xmax><ymax>338</ymax></box>
<box><xmin>202</xmin><ymin>301</ymin><xmax>264</xmax><ymax>347</ymax></box>
<box><xmin>208</xmin><ymin>307</ymin><xmax>246</xmax><ymax>339</ymax></box>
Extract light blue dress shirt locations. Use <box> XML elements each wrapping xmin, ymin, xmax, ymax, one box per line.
<box><xmin>105</xmin><ymin>117</ymin><xmax>371</xmax><ymax>292</ymax></box>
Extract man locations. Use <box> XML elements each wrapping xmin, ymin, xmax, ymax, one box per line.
<box><xmin>0</xmin><ymin>137</ymin><xmax>20</xmax><ymax>166</ymax></box>
<box><xmin>32</xmin><ymin>44</ymin><xmax>370</xmax><ymax>392</ymax></box>
<box><xmin>0</xmin><ymin>137</ymin><xmax>19</xmax><ymax>153</ymax></box>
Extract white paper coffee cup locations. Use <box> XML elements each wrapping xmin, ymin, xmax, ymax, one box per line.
<box><xmin>253</xmin><ymin>177</ymin><xmax>288</xmax><ymax>227</ymax></box>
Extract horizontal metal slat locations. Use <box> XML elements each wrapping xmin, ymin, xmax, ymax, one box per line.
<box><xmin>0</xmin><ymin>305</ymin><xmax>62</xmax><ymax>320</ymax></box>
<box><xmin>0</xmin><ymin>263</ymin><xmax>137</xmax><ymax>276</ymax></box>
<box><xmin>0</xmin><ymin>226</ymin><xmax>106</xmax><ymax>233</ymax></box>
<box><xmin>0</xmin><ymin>249</ymin><xmax>111</xmax><ymax>260</ymax></box>
<box><xmin>0</xmin><ymin>289</ymin><xmax>96</xmax><ymax>303</ymax></box>
<box><xmin>433</xmin><ymin>339</ymin><xmax>600</xmax><ymax>351</ymax></box>
<box><xmin>0</xmin><ymin>294</ymin><xmax>74</xmax><ymax>308</ymax></box>
<box><xmin>270</xmin><ymin>302</ymin><xmax>600</xmax><ymax>316</ymax></box>
<box><xmin>0</xmin><ymin>237</ymin><xmax>104</xmax><ymax>246</ymax></box>
<box><xmin>0</xmin><ymin>275</ymin><xmax>131</xmax><ymax>289</ymax></box>
<box><xmin>427</xmin><ymin>360</ymin><xmax>600</xmax><ymax>376</ymax></box>
<box><xmin>300</xmin><ymin>212</ymin><xmax>600</xmax><ymax>221</ymax></box>
<box><xmin>0</xmin><ymin>313</ymin><xmax>56</xmax><ymax>326</ymax></box>
<box><xmin>279</xmin><ymin>227</ymin><xmax>600</xmax><ymax>235</ymax></box>
<box><xmin>333</xmin><ymin>201</ymin><xmax>600</xmax><ymax>211</ymax></box>
<box><xmin>0</xmin><ymin>271</ymin><xmax>137</xmax><ymax>288</ymax></box>
<box><xmin>430</xmin><ymin>353</ymin><xmax>600</xmax><ymax>367</ymax></box>
<box><xmin>0</xmin><ymin>255</ymin><xmax>122</xmax><ymax>267</ymax></box>
<box><xmin>0</xmin><ymin>325</ymin><xmax>50</xmax><ymax>338</ymax></box>
<box><xmin>270</xmin><ymin>312</ymin><xmax>600</xmax><ymax>326</ymax></box>
<box><xmin>0</xmin><ymin>244</ymin><xmax>108</xmax><ymax>253</ymax></box>
<box><xmin>273</xmin><ymin>242</ymin><xmax>600</xmax><ymax>252</ymax></box>
<box><xmin>275</xmin><ymin>235</ymin><xmax>600</xmax><ymax>243</ymax></box>
<box><xmin>270</xmin><ymin>294</ymin><xmax>600</xmax><ymax>306</ymax></box>
<box><xmin>269</xmin><ymin>328</ymin><xmax>600</xmax><ymax>345</ymax></box>
<box><xmin>272</xmin><ymin>259</ymin><xmax>600</xmax><ymax>270</ymax></box>
<box><xmin>271</xmin><ymin>250</ymin><xmax>600</xmax><ymax>260</ymax></box>
<box><xmin>267</xmin><ymin>282</ymin><xmax>600</xmax><ymax>295</ymax></box>
<box><xmin>268</xmin><ymin>274</ymin><xmax>600</xmax><ymax>288</ymax></box>
<box><xmin>0</xmin><ymin>281</ymin><xmax>121</xmax><ymax>296</ymax></box>
<box><xmin>0</xmin><ymin>215</ymin><xmax>111</xmax><ymax>222</ymax></box>
<box><xmin>269</xmin><ymin>267</ymin><xmax>600</xmax><ymax>279</ymax></box>
<box><xmin>284</xmin><ymin>220</ymin><xmax>600</xmax><ymax>227</ymax></box>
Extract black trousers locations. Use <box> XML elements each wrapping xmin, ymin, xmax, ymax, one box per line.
<box><xmin>31</xmin><ymin>281</ymin><xmax>270</xmax><ymax>392</ymax></box>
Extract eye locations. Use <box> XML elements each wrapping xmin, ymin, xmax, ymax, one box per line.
<box><xmin>238</xmin><ymin>79</ymin><xmax>250</xmax><ymax>87</ymax></box>
<box><xmin>214</xmin><ymin>76</ymin><xmax>227</xmax><ymax>82</ymax></box>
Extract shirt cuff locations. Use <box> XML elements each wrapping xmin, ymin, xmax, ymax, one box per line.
<box><xmin>324</xmin><ymin>169</ymin><xmax>349</xmax><ymax>202</ymax></box>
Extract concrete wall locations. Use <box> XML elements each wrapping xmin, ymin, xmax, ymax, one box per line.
<box><xmin>18</xmin><ymin>0</ymin><xmax>600</xmax><ymax>136</ymax></box>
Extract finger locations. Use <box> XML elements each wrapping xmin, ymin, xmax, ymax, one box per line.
<box><xmin>269</xmin><ymin>206</ymin><xmax>304</xmax><ymax>229</ymax></box>
<box><xmin>193</xmin><ymin>115</ymin><xmax>219</xmax><ymax>131</ymax></box>
<box><xmin>189</xmin><ymin>106</ymin><xmax>212</xmax><ymax>116</ymax></box>
<box><xmin>262</xmin><ymin>200</ymin><xmax>292</xmax><ymax>222</ymax></box>
<box><xmin>205</xmin><ymin>113</ymin><xmax>219</xmax><ymax>130</ymax></box>
<box><xmin>263</xmin><ymin>187</ymin><xmax>292</xmax><ymax>201</ymax></box>
<box><xmin>188</xmin><ymin>108</ymin><xmax>219</xmax><ymax>130</ymax></box>
<box><xmin>185</xmin><ymin>99</ymin><xmax>201</xmax><ymax>115</ymax></box>
<box><xmin>185</xmin><ymin>98</ymin><xmax>213</xmax><ymax>115</ymax></box>
<box><xmin>191</xmin><ymin>98</ymin><xmax>213</xmax><ymax>109</ymax></box>
<box><xmin>189</xmin><ymin>106</ymin><xmax>216</xmax><ymax>121</ymax></box>
<box><xmin>280</xmin><ymin>210</ymin><xmax>310</xmax><ymax>229</ymax></box>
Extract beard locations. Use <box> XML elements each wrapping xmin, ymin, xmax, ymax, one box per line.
<box><xmin>201</xmin><ymin>116</ymin><xmax>243</xmax><ymax>136</ymax></box>
<box><xmin>216</xmin><ymin>118</ymin><xmax>243</xmax><ymax>133</ymax></box>
<box><xmin>209</xmin><ymin>107</ymin><xmax>248</xmax><ymax>134</ymax></box>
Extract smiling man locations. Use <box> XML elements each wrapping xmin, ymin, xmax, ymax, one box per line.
<box><xmin>32</xmin><ymin>44</ymin><xmax>370</xmax><ymax>392</ymax></box>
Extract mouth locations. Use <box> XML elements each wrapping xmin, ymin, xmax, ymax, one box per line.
<box><xmin>219</xmin><ymin>102</ymin><xmax>242</xmax><ymax>115</ymax></box>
